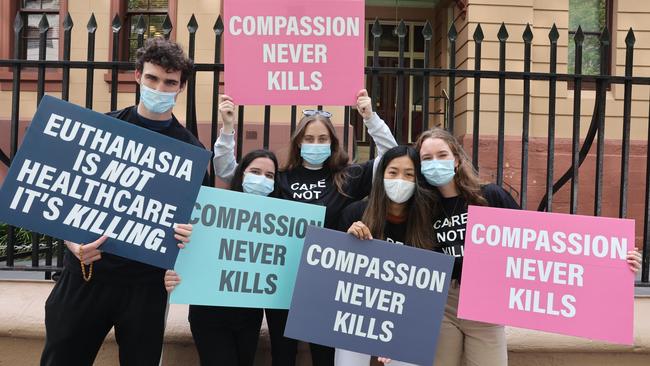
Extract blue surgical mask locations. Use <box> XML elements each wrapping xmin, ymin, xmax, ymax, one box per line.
<box><xmin>242</xmin><ymin>173</ymin><xmax>275</xmax><ymax>196</ymax></box>
<box><xmin>421</xmin><ymin>159</ymin><xmax>456</xmax><ymax>187</ymax></box>
<box><xmin>140</xmin><ymin>84</ymin><xmax>177</xmax><ymax>113</ymax></box>
<box><xmin>300</xmin><ymin>143</ymin><xmax>331</xmax><ymax>165</ymax></box>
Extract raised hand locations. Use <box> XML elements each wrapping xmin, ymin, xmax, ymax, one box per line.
<box><xmin>218</xmin><ymin>94</ymin><xmax>237</xmax><ymax>133</ymax></box>
<box><xmin>356</xmin><ymin>89</ymin><xmax>373</xmax><ymax>120</ymax></box>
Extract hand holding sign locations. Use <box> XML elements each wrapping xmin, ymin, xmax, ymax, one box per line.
<box><xmin>66</xmin><ymin>236</ymin><xmax>107</xmax><ymax>265</ymax></box>
<box><xmin>218</xmin><ymin>95</ymin><xmax>236</xmax><ymax>134</ymax></box>
<box><xmin>165</xmin><ymin>270</ymin><xmax>181</xmax><ymax>292</ymax></box>
<box><xmin>627</xmin><ymin>248</ymin><xmax>642</xmax><ymax>272</ymax></box>
<box><xmin>164</xmin><ymin>223</ymin><xmax>193</xmax><ymax>292</ymax></box>
<box><xmin>173</xmin><ymin>223</ymin><xmax>193</xmax><ymax>249</ymax></box>
<box><xmin>347</xmin><ymin>220</ymin><xmax>373</xmax><ymax>240</ymax></box>
<box><xmin>356</xmin><ymin>89</ymin><xmax>373</xmax><ymax>120</ymax></box>
<box><xmin>68</xmin><ymin>223</ymin><xmax>192</xmax><ymax>267</ymax></box>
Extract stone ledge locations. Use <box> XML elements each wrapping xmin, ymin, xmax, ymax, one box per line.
<box><xmin>1</xmin><ymin>280</ymin><xmax>649</xmax><ymax>362</ymax></box>
<box><xmin>506</xmin><ymin>295</ymin><xmax>650</xmax><ymax>353</ymax></box>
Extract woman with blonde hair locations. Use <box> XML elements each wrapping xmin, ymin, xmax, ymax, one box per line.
<box><xmin>404</xmin><ymin>127</ymin><xmax>643</xmax><ymax>366</ymax></box>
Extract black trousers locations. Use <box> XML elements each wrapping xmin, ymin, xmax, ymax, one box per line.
<box><xmin>40</xmin><ymin>270</ymin><xmax>168</xmax><ymax>366</ymax></box>
<box><xmin>265</xmin><ymin>309</ymin><xmax>334</xmax><ymax>366</ymax></box>
<box><xmin>189</xmin><ymin>305</ymin><xmax>264</xmax><ymax>366</ymax></box>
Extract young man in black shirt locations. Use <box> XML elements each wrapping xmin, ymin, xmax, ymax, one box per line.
<box><xmin>40</xmin><ymin>37</ymin><xmax>203</xmax><ymax>366</ymax></box>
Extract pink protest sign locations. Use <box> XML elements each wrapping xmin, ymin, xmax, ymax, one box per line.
<box><xmin>224</xmin><ymin>0</ymin><xmax>364</xmax><ymax>105</ymax></box>
<box><xmin>457</xmin><ymin>206</ymin><xmax>635</xmax><ymax>345</ymax></box>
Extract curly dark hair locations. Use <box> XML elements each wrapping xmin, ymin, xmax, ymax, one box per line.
<box><xmin>135</xmin><ymin>37</ymin><xmax>193</xmax><ymax>86</ymax></box>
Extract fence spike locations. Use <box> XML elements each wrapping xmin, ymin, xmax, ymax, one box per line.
<box><xmin>522</xmin><ymin>23</ymin><xmax>533</xmax><ymax>43</ymax></box>
<box><xmin>371</xmin><ymin>18</ymin><xmax>382</xmax><ymax>37</ymax></box>
<box><xmin>135</xmin><ymin>14</ymin><xmax>146</xmax><ymax>35</ymax></box>
<box><xmin>13</xmin><ymin>12</ymin><xmax>24</xmax><ymax>33</ymax></box>
<box><xmin>214</xmin><ymin>15</ymin><xmax>224</xmax><ymax>35</ymax></box>
<box><xmin>548</xmin><ymin>23</ymin><xmax>559</xmax><ymax>43</ymax></box>
<box><xmin>87</xmin><ymin>13</ymin><xmax>97</xmax><ymax>33</ymax></box>
<box><xmin>422</xmin><ymin>20</ymin><xmax>433</xmax><ymax>41</ymax></box>
<box><xmin>396</xmin><ymin>19</ymin><xmax>407</xmax><ymax>38</ymax></box>
<box><xmin>497</xmin><ymin>22</ymin><xmax>509</xmax><ymax>41</ymax></box>
<box><xmin>162</xmin><ymin>14</ymin><xmax>173</xmax><ymax>38</ymax></box>
<box><xmin>38</xmin><ymin>13</ymin><xmax>50</xmax><ymax>33</ymax></box>
<box><xmin>188</xmin><ymin>14</ymin><xmax>199</xmax><ymax>33</ymax></box>
<box><xmin>625</xmin><ymin>28</ymin><xmax>636</xmax><ymax>47</ymax></box>
<box><xmin>599</xmin><ymin>26</ymin><xmax>610</xmax><ymax>45</ymax></box>
<box><xmin>574</xmin><ymin>25</ymin><xmax>584</xmax><ymax>43</ymax></box>
<box><xmin>473</xmin><ymin>23</ymin><xmax>484</xmax><ymax>43</ymax></box>
<box><xmin>111</xmin><ymin>13</ymin><xmax>122</xmax><ymax>33</ymax></box>
<box><xmin>63</xmin><ymin>12</ymin><xmax>73</xmax><ymax>31</ymax></box>
<box><xmin>448</xmin><ymin>23</ymin><xmax>457</xmax><ymax>42</ymax></box>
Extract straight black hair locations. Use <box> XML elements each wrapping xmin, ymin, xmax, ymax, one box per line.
<box><xmin>361</xmin><ymin>145</ymin><xmax>435</xmax><ymax>250</ymax></box>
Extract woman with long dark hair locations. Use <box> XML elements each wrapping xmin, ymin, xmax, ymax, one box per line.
<box><xmin>213</xmin><ymin>90</ymin><xmax>398</xmax><ymax>366</ymax></box>
<box><xmin>165</xmin><ymin>148</ymin><xmax>280</xmax><ymax>366</ymax></box>
<box><xmin>335</xmin><ymin>145</ymin><xmax>433</xmax><ymax>366</ymax></box>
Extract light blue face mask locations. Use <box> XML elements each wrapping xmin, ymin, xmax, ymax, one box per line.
<box><xmin>300</xmin><ymin>143</ymin><xmax>331</xmax><ymax>165</ymax></box>
<box><xmin>421</xmin><ymin>159</ymin><xmax>456</xmax><ymax>187</ymax></box>
<box><xmin>139</xmin><ymin>84</ymin><xmax>177</xmax><ymax>114</ymax></box>
<box><xmin>242</xmin><ymin>173</ymin><xmax>275</xmax><ymax>196</ymax></box>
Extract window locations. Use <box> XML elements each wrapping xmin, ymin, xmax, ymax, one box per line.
<box><xmin>123</xmin><ymin>0</ymin><xmax>169</xmax><ymax>61</ymax></box>
<box><xmin>105</xmin><ymin>0</ymin><xmax>175</xmax><ymax>90</ymax></box>
<box><xmin>0</xmin><ymin>0</ymin><xmax>67</xmax><ymax>91</ymax></box>
<box><xmin>568</xmin><ymin>0</ymin><xmax>611</xmax><ymax>76</ymax></box>
<box><xmin>20</xmin><ymin>0</ymin><xmax>60</xmax><ymax>60</ymax></box>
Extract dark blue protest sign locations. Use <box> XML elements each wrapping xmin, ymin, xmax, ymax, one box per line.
<box><xmin>285</xmin><ymin>226</ymin><xmax>454</xmax><ymax>366</ymax></box>
<box><xmin>0</xmin><ymin>96</ymin><xmax>211</xmax><ymax>269</ymax></box>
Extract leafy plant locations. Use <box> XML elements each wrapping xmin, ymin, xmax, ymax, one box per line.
<box><xmin>0</xmin><ymin>223</ymin><xmax>56</xmax><ymax>258</ymax></box>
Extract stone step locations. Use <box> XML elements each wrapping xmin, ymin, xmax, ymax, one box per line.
<box><xmin>0</xmin><ymin>280</ymin><xmax>648</xmax><ymax>366</ymax></box>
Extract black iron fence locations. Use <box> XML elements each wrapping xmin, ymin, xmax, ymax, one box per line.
<box><xmin>0</xmin><ymin>12</ymin><xmax>649</xmax><ymax>286</ymax></box>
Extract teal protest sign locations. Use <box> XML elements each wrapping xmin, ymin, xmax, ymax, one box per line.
<box><xmin>170</xmin><ymin>186</ymin><xmax>326</xmax><ymax>308</ymax></box>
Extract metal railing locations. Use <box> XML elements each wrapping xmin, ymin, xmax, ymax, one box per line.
<box><xmin>0</xmin><ymin>13</ymin><xmax>648</xmax><ymax>286</ymax></box>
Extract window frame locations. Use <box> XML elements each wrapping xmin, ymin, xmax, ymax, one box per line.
<box><xmin>567</xmin><ymin>0</ymin><xmax>613</xmax><ymax>90</ymax></box>
<box><xmin>19</xmin><ymin>0</ymin><xmax>61</xmax><ymax>61</ymax></box>
<box><xmin>123</xmin><ymin>4</ymin><xmax>170</xmax><ymax>62</ymax></box>
<box><xmin>106</xmin><ymin>0</ymin><xmax>178</xmax><ymax>91</ymax></box>
<box><xmin>109</xmin><ymin>0</ymin><xmax>177</xmax><ymax>61</ymax></box>
<box><xmin>0</xmin><ymin>0</ymin><xmax>68</xmax><ymax>91</ymax></box>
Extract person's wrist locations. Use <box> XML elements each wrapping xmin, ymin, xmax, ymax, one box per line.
<box><xmin>223</xmin><ymin>124</ymin><xmax>235</xmax><ymax>134</ymax></box>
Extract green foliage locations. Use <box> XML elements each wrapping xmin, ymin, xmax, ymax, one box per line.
<box><xmin>568</xmin><ymin>0</ymin><xmax>607</xmax><ymax>75</ymax></box>
<box><xmin>569</xmin><ymin>0</ymin><xmax>606</xmax><ymax>32</ymax></box>
<box><xmin>0</xmin><ymin>223</ymin><xmax>53</xmax><ymax>258</ymax></box>
<box><xmin>0</xmin><ymin>223</ymin><xmax>33</xmax><ymax>246</ymax></box>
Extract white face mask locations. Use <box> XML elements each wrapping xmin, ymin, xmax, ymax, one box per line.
<box><xmin>383</xmin><ymin>179</ymin><xmax>416</xmax><ymax>204</ymax></box>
